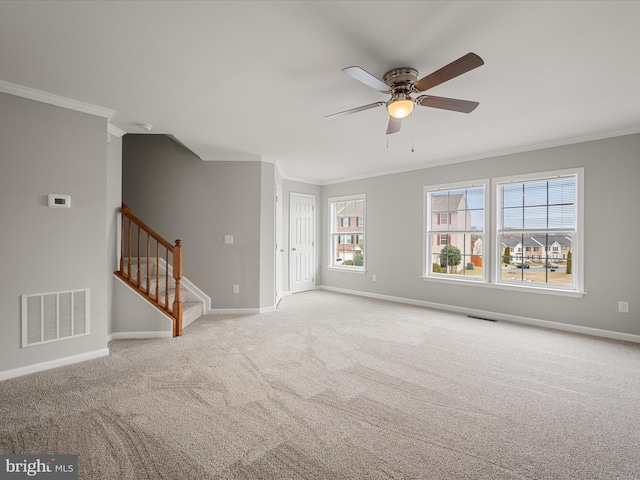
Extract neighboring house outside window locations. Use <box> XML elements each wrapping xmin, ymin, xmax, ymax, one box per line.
<box><xmin>425</xmin><ymin>182</ymin><xmax>486</xmax><ymax>279</ymax></box>
<box><xmin>329</xmin><ymin>194</ymin><xmax>365</xmax><ymax>270</ymax></box>
<box><xmin>496</xmin><ymin>169</ymin><xmax>581</xmax><ymax>291</ymax></box>
<box><xmin>424</xmin><ymin>169</ymin><xmax>583</xmax><ymax>296</ymax></box>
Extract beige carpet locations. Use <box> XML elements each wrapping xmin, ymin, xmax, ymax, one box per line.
<box><xmin>1</xmin><ymin>290</ymin><xmax>639</xmax><ymax>479</ymax></box>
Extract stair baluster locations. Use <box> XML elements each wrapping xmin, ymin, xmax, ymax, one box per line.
<box><xmin>116</xmin><ymin>204</ymin><xmax>184</xmax><ymax>337</ymax></box>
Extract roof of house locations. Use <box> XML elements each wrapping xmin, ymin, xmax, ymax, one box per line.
<box><xmin>431</xmin><ymin>194</ymin><xmax>466</xmax><ymax>212</ymax></box>
<box><xmin>336</xmin><ymin>199</ymin><xmax>364</xmax><ymax>217</ymax></box>
<box><xmin>501</xmin><ymin>235</ymin><xmax>572</xmax><ymax>248</ymax></box>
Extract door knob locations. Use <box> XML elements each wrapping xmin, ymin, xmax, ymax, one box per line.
<box><xmin>292</xmin><ymin>248</ymin><xmax>297</xmax><ymax>251</ymax></box>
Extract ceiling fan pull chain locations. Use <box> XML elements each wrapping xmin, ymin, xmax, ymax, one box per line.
<box><xmin>411</xmin><ymin>110</ymin><xmax>415</xmax><ymax>153</ymax></box>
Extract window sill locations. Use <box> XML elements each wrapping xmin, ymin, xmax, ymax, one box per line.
<box><xmin>420</xmin><ymin>275</ymin><xmax>586</xmax><ymax>298</ymax></box>
<box><xmin>327</xmin><ymin>267</ymin><xmax>366</xmax><ymax>274</ymax></box>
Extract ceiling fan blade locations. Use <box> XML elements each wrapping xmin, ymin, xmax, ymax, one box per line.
<box><xmin>386</xmin><ymin>116</ymin><xmax>402</xmax><ymax>135</ymax></box>
<box><xmin>413</xmin><ymin>53</ymin><xmax>484</xmax><ymax>92</ymax></box>
<box><xmin>342</xmin><ymin>66</ymin><xmax>391</xmax><ymax>93</ymax></box>
<box><xmin>416</xmin><ymin>95</ymin><xmax>479</xmax><ymax>113</ymax></box>
<box><xmin>324</xmin><ymin>102</ymin><xmax>385</xmax><ymax>119</ymax></box>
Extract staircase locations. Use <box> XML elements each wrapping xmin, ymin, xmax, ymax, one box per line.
<box><xmin>115</xmin><ymin>204</ymin><xmax>205</xmax><ymax>336</ymax></box>
<box><xmin>121</xmin><ymin>258</ymin><xmax>204</xmax><ymax>331</ymax></box>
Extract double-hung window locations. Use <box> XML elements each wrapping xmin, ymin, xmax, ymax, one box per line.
<box><xmin>329</xmin><ymin>194</ymin><xmax>365</xmax><ymax>270</ymax></box>
<box><xmin>496</xmin><ymin>169</ymin><xmax>582</xmax><ymax>291</ymax></box>
<box><xmin>425</xmin><ymin>182</ymin><xmax>486</xmax><ymax>280</ymax></box>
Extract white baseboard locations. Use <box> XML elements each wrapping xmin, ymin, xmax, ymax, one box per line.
<box><xmin>318</xmin><ymin>286</ymin><xmax>640</xmax><ymax>344</ymax></box>
<box><xmin>0</xmin><ymin>348</ymin><xmax>110</xmax><ymax>382</ymax></box>
<box><xmin>107</xmin><ymin>331</ymin><xmax>172</xmax><ymax>342</ymax></box>
<box><xmin>208</xmin><ymin>307</ymin><xmax>273</xmax><ymax>314</ymax></box>
<box><xmin>207</xmin><ymin>308</ymin><xmax>259</xmax><ymax>314</ymax></box>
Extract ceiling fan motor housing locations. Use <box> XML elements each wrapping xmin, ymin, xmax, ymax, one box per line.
<box><xmin>383</xmin><ymin>67</ymin><xmax>419</xmax><ymax>95</ymax></box>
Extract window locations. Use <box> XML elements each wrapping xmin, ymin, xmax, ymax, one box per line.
<box><xmin>424</xmin><ymin>170</ymin><xmax>582</xmax><ymax>295</ymax></box>
<box><xmin>425</xmin><ymin>182</ymin><xmax>486</xmax><ymax>279</ymax></box>
<box><xmin>496</xmin><ymin>170</ymin><xmax>580</xmax><ymax>290</ymax></box>
<box><xmin>329</xmin><ymin>194</ymin><xmax>365</xmax><ymax>270</ymax></box>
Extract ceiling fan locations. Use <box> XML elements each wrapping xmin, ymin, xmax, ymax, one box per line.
<box><xmin>325</xmin><ymin>52</ymin><xmax>484</xmax><ymax>135</ymax></box>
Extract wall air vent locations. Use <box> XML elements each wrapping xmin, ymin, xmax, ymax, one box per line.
<box><xmin>21</xmin><ymin>289</ymin><xmax>90</xmax><ymax>348</ymax></box>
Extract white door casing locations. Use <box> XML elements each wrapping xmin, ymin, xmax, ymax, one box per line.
<box><xmin>275</xmin><ymin>183</ymin><xmax>283</xmax><ymax>305</ymax></box>
<box><xmin>289</xmin><ymin>193</ymin><xmax>315</xmax><ymax>293</ymax></box>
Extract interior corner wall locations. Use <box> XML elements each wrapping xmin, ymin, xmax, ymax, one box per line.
<box><xmin>0</xmin><ymin>92</ymin><xmax>110</xmax><ymax>375</ymax></box>
<box><xmin>320</xmin><ymin>133</ymin><xmax>640</xmax><ymax>337</ymax></box>
<box><xmin>259</xmin><ymin>162</ymin><xmax>276</xmax><ymax>309</ymax></box>
<box><xmin>282</xmin><ymin>179</ymin><xmax>323</xmax><ymax>292</ymax></box>
<box><xmin>107</xmin><ymin>133</ymin><xmax>122</xmax><ymax>335</ymax></box>
<box><xmin>122</xmin><ymin>134</ymin><xmax>263</xmax><ymax>309</ymax></box>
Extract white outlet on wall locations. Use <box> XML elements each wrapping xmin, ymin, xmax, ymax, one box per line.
<box><xmin>618</xmin><ymin>301</ymin><xmax>629</xmax><ymax>313</ymax></box>
<box><xmin>372</xmin><ymin>274</ymin><xmax>377</xmax><ymax>282</ymax></box>
<box><xmin>233</xmin><ymin>284</ymin><xmax>240</xmax><ymax>294</ymax></box>
<box><xmin>224</xmin><ymin>235</ymin><xmax>234</xmax><ymax>244</ymax></box>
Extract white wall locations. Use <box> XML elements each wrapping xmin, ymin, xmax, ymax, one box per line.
<box><xmin>321</xmin><ymin>134</ymin><xmax>640</xmax><ymax>337</ymax></box>
<box><xmin>0</xmin><ymin>92</ymin><xmax>111</xmax><ymax>375</ymax></box>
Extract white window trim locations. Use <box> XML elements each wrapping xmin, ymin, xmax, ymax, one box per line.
<box><xmin>423</xmin><ymin>179</ymin><xmax>489</xmax><ymax>283</ymax></box>
<box><xmin>491</xmin><ymin>167</ymin><xmax>584</xmax><ymax>294</ymax></box>
<box><xmin>421</xmin><ymin>170</ymin><xmax>585</xmax><ymax>298</ymax></box>
<box><xmin>328</xmin><ymin>193</ymin><xmax>366</xmax><ymax>272</ymax></box>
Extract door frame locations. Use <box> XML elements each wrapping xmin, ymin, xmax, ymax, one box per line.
<box><xmin>275</xmin><ymin>183</ymin><xmax>283</xmax><ymax>306</ymax></box>
<box><xmin>289</xmin><ymin>192</ymin><xmax>316</xmax><ymax>294</ymax></box>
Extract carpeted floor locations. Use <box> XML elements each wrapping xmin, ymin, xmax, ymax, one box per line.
<box><xmin>1</xmin><ymin>290</ymin><xmax>639</xmax><ymax>479</ymax></box>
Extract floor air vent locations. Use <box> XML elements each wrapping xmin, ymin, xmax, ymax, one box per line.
<box><xmin>21</xmin><ymin>289</ymin><xmax>90</xmax><ymax>348</ymax></box>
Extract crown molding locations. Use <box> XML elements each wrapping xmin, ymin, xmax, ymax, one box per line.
<box><xmin>108</xmin><ymin>123</ymin><xmax>126</xmax><ymax>138</ymax></box>
<box><xmin>201</xmin><ymin>152</ymin><xmax>262</xmax><ymax>162</ymax></box>
<box><xmin>0</xmin><ymin>79</ymin><xmax>115</xmax><ymax>119</ymax></box>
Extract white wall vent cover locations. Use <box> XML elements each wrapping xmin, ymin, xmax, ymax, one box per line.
<box><xmin>21</xmin><ymin>288</ymin><xmax>90</xmax><ymax>348</ymax></box>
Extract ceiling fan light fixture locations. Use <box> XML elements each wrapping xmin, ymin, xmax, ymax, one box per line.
<box><xmin>387</xmin><ymin>96</ymin><xmax>414</xmax><ymax>119</ymax></box>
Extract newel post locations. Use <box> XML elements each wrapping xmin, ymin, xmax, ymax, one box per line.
<box><xmin>172</xmin><ymin>239</ymin><xmax>183</xmax><ymax>337</ymax></box>
<box><xmin>120</xmin><ymin>204</ymin><xmax>131</xmax><ymax>275</ymax></box>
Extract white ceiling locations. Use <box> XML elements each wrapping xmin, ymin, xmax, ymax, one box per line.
<box><xmin>1</xmin><ymin>1</ymin><xmax>639</xmax><ymax>185</ymax></box>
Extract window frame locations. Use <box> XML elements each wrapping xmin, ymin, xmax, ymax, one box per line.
<box><xmin>328</xmin><ymin>194</ymin><xmax>366</xmax><ymax>273</ymax></box>
<box><xmin>421</xmin><ymin>169</ymin><xmax>584</xmax><ymax>297</ymax></box>
<box><xmin>424</xmin><ymin>179</ymin><xmax>489</xmax><ymax>283</ymax></box>
<box><xmin>492</xmin><ymin>168</ymin><xmax>584</xmax><ymax>294</ymax></box>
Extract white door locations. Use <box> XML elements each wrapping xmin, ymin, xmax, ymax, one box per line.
<box><xmin>290</xmin><ymin>193</ymin><xmax>315</xmax><ymax>293</ymax></box>
<box><xmin>275</xmin><ymin>183</ymin><xmax>283</xmax><ymax>305</ymax></box>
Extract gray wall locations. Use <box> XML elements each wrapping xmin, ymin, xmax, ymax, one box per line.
<box><xmin>0</xmin><ymin>92</ymin><xmax>110</xmax><ymax>373</ymax></box>
<box><xmin>321</xmin><ymin>134</ymin><xmax>640</xmax><ymax>336</ymax></box>
<box><xmin>259</xmin><ymin>162</ymin><xmax>276</xmax><ymax>309</ymax></box>
<box><xmin>107</xmin><ymin>133</ymin><xmax>122</xmax><ymax>335</ymax></box>
<box><xmin>122</xmin><ymin>134</ymin><xmax>268</xmax><ymax>309</ymax></box>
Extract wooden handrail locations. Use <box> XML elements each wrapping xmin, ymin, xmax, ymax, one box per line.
<box><xmin>122</xmin><ymin>204</ymin><xmax>174</xmax><ymax>250</ymax></box>
<box><xmin>116</xmin><ymin>204</ymin><xmax>183</xmax><ymax>336</ymax></box>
